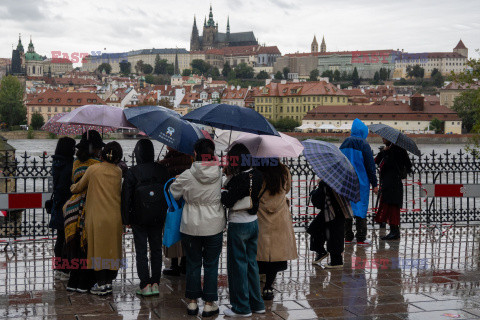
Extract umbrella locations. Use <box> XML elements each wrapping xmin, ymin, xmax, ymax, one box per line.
<box><xmin>214</xmin><ymin>129</ymin><xmax>244</xmax><ymax>151</ymax></box>
<box><xmin>41</xmin><ymin>113</ymin><xmax>116</xmax><ymax>135</ymax></box>
<box><xmin>124</xmin><ymin>105</ymin><xmax>204</xmax><ymax>156</ymax></box>
<box><xmin>182</xmin><ymin>103</ymin><xmax>279</xmax><ymax>137</ymax></box>
<box><xmin>57</xmin><ymin>105</ymin><xmax>135</xmax><ymax>129</ymax></box>
<box><xmin>230</xmin><ymin>132</ymin><xmax>304</xmax><ymax>158</ymax></box>
<box><xmin>368</xmin><ymin>123</ymin><xmax>421</xmax><ymax>156</ymax></box>
<box><xmin>302</xmin><ymin>139</ymin><xmax>360</xmax><ymax>202</ymax></box>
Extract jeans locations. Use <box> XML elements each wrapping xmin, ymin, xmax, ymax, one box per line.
<box><xmin>345</xmin><ymin>216</ymin><xmax>367</xmax><ymax>242</ymax></box>
<box><xmin>227</xmin><ymin>221</ymin><xmax>265</xmax><ymax>314</ymax></box>
<box><xmin>132</xmin><ymin>224</ymin><xmax>163</xmax><ymax>289</ymax></box>
<box><xmin>181</xmin><ymin>232</ymin><xmax>223</xmax><ymax>301</ymax></box>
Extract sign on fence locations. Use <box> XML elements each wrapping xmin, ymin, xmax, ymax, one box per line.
<box><xmin>421</xmin><ymin>184</ymin><xmax>480</xmax><ymax>198</ymax></box>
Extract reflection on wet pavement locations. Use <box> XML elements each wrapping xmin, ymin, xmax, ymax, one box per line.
<box><xmin>1</xmin><ymin>225</ymin><xmax>479</xmax><ymax>319</ymax></box>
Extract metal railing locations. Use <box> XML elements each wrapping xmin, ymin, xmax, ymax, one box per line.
<box><xmin>1</xmin><ymin>149</ymin><xmax>479</xmax><ymax>239</ymax></box>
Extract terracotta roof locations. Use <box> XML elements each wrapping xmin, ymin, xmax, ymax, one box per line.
<box><xmin>342</xmin><ymin>89</ymin><xmax>365</xmax><ymax>97</ymax></box>
<box><xmin>252</xmin><ymin>81</ymin><xmax>346</xmax><ymax>97</ymax></box>
<box><xmin>27</xmin><ymin>90</ymin><xmax>105</xmax><ymax>106</ymax></box>
<box><xmin>454</xmin><ymin>40</ymin><xmax>467</xmax><ymax>50</ymax></box>
<box><xmin>304</xmin><ymin>102</ymin><xmax>460</xmax><ymax>121</ymax></box>
<box><xmin>221</xmin><ymin>88</ymin><xmax>250</xmax><ymax>99</ymax></box>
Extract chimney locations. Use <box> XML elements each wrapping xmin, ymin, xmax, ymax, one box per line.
<box><xmin>237</xmin><ymin>85</ymin><xmax>240</xmax><ymax>90</ymax></box>
<box><xmin>337</xmin><ymin>84</ymin><xmax>341</xmax><ymax>89</ymax></box>
<box><xmin>410</xmin><ymin>93</ymin><xmax>425</xmax><ymax>111</ymax></box>
<box><xmin>281</xmin><ymin>80</ymin><xmax>287</xmax><ymax>84</ymax></box>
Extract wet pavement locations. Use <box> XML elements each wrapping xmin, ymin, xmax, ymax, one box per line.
<box><xmin>1</xmin><ymin>225</ymin><xmax>479</xmax><ymax>319</ymax></box>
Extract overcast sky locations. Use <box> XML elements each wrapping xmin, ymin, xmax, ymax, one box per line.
<box><xmin>1</xmin><ymin>0</ymin><xmax>479</xmax><ymax>65</ymax></box>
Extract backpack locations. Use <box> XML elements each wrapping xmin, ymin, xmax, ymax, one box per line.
<box><xmin>132</xmin><ymin>167</ymin><xmax>168</xmax><ymax>226</ymax></box>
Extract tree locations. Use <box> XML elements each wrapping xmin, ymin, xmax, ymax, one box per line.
<box><xmin>222</xmin><ymin>62</ymin><xmax>232</xmax><ymax>77</ymax></box>
<box><xmin>142</xmin><ymin>64</ymin><xmax>153</xmax><ymax>74</ymax></box>
<box><xmin>234</xmin><ymin>63</ymin><xmax>254</xmax><ymax>79</ymax></box>
<box><xmin>182</xmin><ymin>69</ymin><xmax>192</xmax><ymax>76</ymax></box>
<box><xmin>379</xmin><ymin>67</ymin><xmax>388</xmax><ymax>81</ymax></box>
<box><xmin>432</xmin><ymin>72</ymin><xmax>444</xmax><ymax>87</ymax></box>
<box><xmin>309</xmin><ymin>69</ymin><xmax>319</xmax><ymax>81</ymax></box>
<box><xmin>154</xmin><ymin>54</ymin><xmax>161</xmax><ymax>75</ymax></box>
<box><xmin>97</xmin><ymin>63</ymin><xmax>112</xmax><ymax>74</ymax></box>
<box><xmin>431</xmin><ymin>68</ymin><xmax>440</xmax><ymax>77</ymax></box>
<box><xmin>135</xmin><ymin>60</ymin><xmax>144</xmax><ymax>74</ymax></box>
<box><xmin>452</xmin><ymin>89</ymin><xmax>480</xmax><ymax>132</ymax></box>
<box><xmin>274</xmin><ymin>71</ymin><xmax>283</xmax><ymax>80</ymax></box>
<box><xmin>352</xmin><ymin>67</ymin><xmax>360</xmax><ymax>86</ymax></box>
<box><xmin>269</xmin><ymin>118</ymin><xmax>300</xmax><ymax>132</ymax></box>
<box><xmin>158</xmin><ymin>98</ymin><xmax>173</xmax><ymax>109</ymax></box>
<box><xmin>154</xmin><ymin>56</ymin><xmax>169</xmax><ymax>75</ymax></box>
<box><xmin>0</xmin><ymin>75</ymin><xmax>27</xmax><ymax>128</ymax></box>
<box><xmin>341</xmin><ymin>71</ymin><xmax>349</xmax><ymax>81</ymax></box>
<box><xmin>166</xmin><ymin>63</ymin><xmax>175</xmax><ymax>75</ymax></box>
<box><xmin>333</xmin><ymin>70</ymin><xmax>341</xmax><ymax>82</ymax></box>
<box><xmin>30</xmin><ymin>112</ymin><xmax>44</xmax><ymax>130</ymax></box>
<box><xmin>429</xmin><ymin>118</ymin><xmax>444</xmax><ymax>134</ymax></box>
<box><xmin>119</xmin><ymin>61</ymin><xmax>131</xmax><ymax>75</ymax></box>
<box><xmin>283</xmin><ymin>67</ymin><xmax>290</xmax><ymax>80</ymax></box>
<box><xmin>407</xmin><ymin>64</ymin><xmax>424</xmax><ymax>78</ymax></box>
<box><xmin>191</xmin><ymin>59</ymin><xmax>210</xmax><ymax>74</ymax></box>
<box><xmin>256</xmin><ymin>70</ymin><xmax>269</xmax><ymax>79</ymax></box>
<box><xmin>372</xmin><ymin>71</ymin><xmax>380</xmax><ymax>85</ymax></box>
<box><xmin>321</xmin><ymin>70</ymin><xmax>334</xmax><ymax>82</ymax></box>
<box><xmin>227</xmin><ymin>70</ymin><xmax>237</xmax><ymax>81</ymax></box>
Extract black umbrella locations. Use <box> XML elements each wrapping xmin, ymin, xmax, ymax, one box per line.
<box><xmin>368</xmin><ymin>124</ymin><xmax>421</xmax><ymax>156</ymax></box>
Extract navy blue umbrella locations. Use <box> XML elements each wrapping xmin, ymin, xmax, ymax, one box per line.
<box><xmin>302</xmin><ymin>139</ymin><xmax>360</xmax><ymax>202</ymax></box>
<box><xmin>182</xmin><ymin>103</ymin><xmax>279</xmax><ymax>136</ymax></box>
<box><xmin>368</xmin><ymin>124</ymin><xmax>421</xmax><ymax>156</ymax></box>
<box><xmin>124</xmin><ymin>105</ymin><xmax>204</xmax><ymax>156</ymax></box>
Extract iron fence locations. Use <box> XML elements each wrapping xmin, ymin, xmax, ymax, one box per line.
<box><xmin>1</xmin><ymin>149</ymin><xmax>479</xmax><ymax>240</ymax></box>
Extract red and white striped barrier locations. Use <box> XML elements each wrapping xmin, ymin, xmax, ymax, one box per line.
<box><xmin>421</xmin><ymin>184</ymin><xmax>480</xmax><ymax>198</ymax></box>
<box><xmin>0</xmin><ymin>193</ymin><xmax>52</xmax><ymax>210</ymax></box>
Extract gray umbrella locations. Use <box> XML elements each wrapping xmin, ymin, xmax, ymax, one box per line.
<box><xmin>368</xmin><ymin>124</ymin><xmax>421</xmax><ymax>156</ymax></box>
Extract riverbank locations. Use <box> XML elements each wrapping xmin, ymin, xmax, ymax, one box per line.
<box><xmin>0</xmin><ymin>131</ymin><xmax>474</xmax><ymax>145</ymax></box>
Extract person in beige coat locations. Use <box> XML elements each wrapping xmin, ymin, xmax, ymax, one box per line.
<box><xmin>70</xmin><ymin>142</ymin><xmax>124</xmax><ymax>296</ymax></box>
<box><xmin>256</xmin><ymin>161</ymin><xmax>298</xmax><ymax>300</ymax></box>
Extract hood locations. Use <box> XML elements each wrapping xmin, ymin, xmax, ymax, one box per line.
<box><xmin>134</xmin><ymin>139</ymin><xmax>154</xmax><ymax>164</ymax></box>
<box><xmin>351</xmin><ymin>118</ymin><xmax>369</xmax><ymax>139</ymax></box>
<box><xmin>190</xmin><ymin>161</ymin><xmax>221</xmax><ymax>184</ymax></box>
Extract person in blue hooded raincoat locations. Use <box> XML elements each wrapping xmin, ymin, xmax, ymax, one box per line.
<box><xmin>340</xmin><ymin>118</ymin><xmax>378</xmax><ymax>245</ymax></box>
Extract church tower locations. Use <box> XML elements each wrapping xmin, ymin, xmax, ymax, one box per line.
<box><xmin>226</xmin><ymin>16</ymin><xmax>231</xmax><ymax>45</ymax></box>
<box><xmin>190</xmin><ymin>15</ymin><xmax>201</xmax><ymax>51</ymax></box>
<box><xmin>320</xmin><ymin>36</ymin><xmax>326</xmax><ymax>53</ymax></box>
<box><xmin>202</xmin><ymin>5</ymin><xmax>218</xmax><ymax>50</ymax></box>
<box><xmin>453</xmin><ymin>39</ymin><xmax>468</xmax><ymax>58</ymax></box>
<box><xmin>311</xmin><ymin>35</ymin><xmax>318</xmax><ymax>53</ymax></box>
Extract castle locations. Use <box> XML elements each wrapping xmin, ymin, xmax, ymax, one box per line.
<box><xmin>190</xmin><ymin>5</ymin><xmax>258</xmax><ymax>51</ymax></box>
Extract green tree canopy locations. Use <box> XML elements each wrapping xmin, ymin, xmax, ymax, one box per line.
<box><xmin>154</xmin><ymin>57</ymin><xmax>168</xmax><ymax>75</ymax></box>
<box><xmin>142</xmin><ymin>64</ymin><xmax>153</xmax><ymax>74</ymax></box>
<box><xmin>432</xmin><ymin>72</ymin><xmax>444</xmax><ymax>87</ymax></box>
<box><xmin>407</xmin><ymin>64</ymin><xmax>425</xmax><ymax>78</ymax></box>
<box><xmin>0</xmin><ymin>75</ymin><xmax>27</xmax><ymax>128</ymax></box>
<box><xmin>431</xmin><ymin>68</ymin><xmax>440</xmax><ymax>77</ymax></box>
<box><xmin>452</xmin><ymin>89</ymin><xmax>480</xmax><ymax>132</ymax></box>
<box><xmin>222</xmin><ymin>62</ymin><xmax>232</xmax><ymax>77</ymax></box>
<box><xmin>119</xmin><ymin>61</ymin><xmax>131</xmax><ymax>75</ymax></box>
<box><xmin>270</xmin><ymin>118</ymin><xmax>300</xmax><ymax>132</ymax></box>
<box><xmin>256</xmin><ymin>70</ymin><xmax>269</xmax><ymax>79</ymax></box>
<box><xmin>274</xmin><ymin>71</ymin><xmax>283</xmax><ymax>80</ymax></box>
<box><xmin>333</xmin><ymin>70</ymin><xmax>341</xmax><ymax>82</ymax></box>
<box><xmin>30</xmin><ymin>112</ymin><xmax>44</xmax><ymax>130</ymax></box>
<box><xmin>182</xmin><ymin>69</ymin><xmax>192</xmax><ymax>76</ymax></box>
<box><xmin>283</xmin><ymin>67</ymin><xmax>290</xmax><ymax>80</ymax></box>
<box><xmin>309</xmin><ymin>69</ymin><xmax>319</xmax><ymax>81</ymax></box>
<box><xmin>234</xmin><ymin>63</ymin><xmax>254</xmax><ymax>79</ymax></box>
<box><xmin>191</xmin><ymin>59</ymin><xmax>211</xmax><ymax>74</ymax></box>
<box><xmin>352</xmin><ymin>67</ymin><xmax>360</xmax><ymax>86</ymax></box>
<box><xmin>321</xmin><ymin>70</ymin><xmax>334</xmax><ymax>82</ymax></box>
<box><xmin>429</xmin><ymin>118</ymin><xmax>444</xmax><ymax>134</ymax></box>
<box><xmin>97</xmin><ymin>63</ymin><xmax>112</xmax><ymax>74</ymax></box>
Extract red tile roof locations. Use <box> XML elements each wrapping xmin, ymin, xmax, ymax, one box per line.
<box><xmin>454</xmin><ymin>40</ymin><xmax>467</xmax><ymax>50</ymax></box>
<box><xmin>27</xmin><ymin>90</ymin><xmax>105</xmax><ymax>106</ymax></box>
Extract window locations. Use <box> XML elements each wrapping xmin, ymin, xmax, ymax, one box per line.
<box><xmin>337</xmin><ymin>97</ymin><xmax>340</xmax><ymax>102</ymax></box>
<box><xmin>48</xmin><ymin>99</ymin><xmax>53</xmax><ymax>103</ymax></box>
<box><xmin>54</xmin><ymin>107</ymin><xmax>58</xmax><ymax>112</ymax></box>
<box><xmin>394</xmin><ymin>122</ymin><xmax>397</xmax><ymax>125</ymax></box>
<box><xmin>330</xmin><ymin>97</ymin><xmax>333</xmax><ymax>102</ymax></box>
<box><xmin>48</xmin><ymin>107</ymin><xmax>51</xmax><ymax>112</ymax></box>
<box><xmin>77</xmin><ymin>99</ymin><xmax>81</xmax><ymax>103</ymax></box>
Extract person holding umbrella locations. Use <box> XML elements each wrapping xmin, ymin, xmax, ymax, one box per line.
<box><xmin>374</xmin><ymin>138</ymin><xmax>412</xmax><ymax>240</ymax></box>
<box><xmin>340</xmin><ymin>119</ymin><xmax>378</xmax><ymax>246</ymax></box>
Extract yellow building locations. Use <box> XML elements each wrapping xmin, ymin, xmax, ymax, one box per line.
<box><xmin>252</xmin><ymin>81</ymin><xmax>348</xmax><ymax>121</ymax></box>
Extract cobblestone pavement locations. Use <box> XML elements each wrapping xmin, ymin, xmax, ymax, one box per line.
<box><xmin>1</xmin><ymin>225</ymin><xmax>479</xmax><ymax>319</ymax></box>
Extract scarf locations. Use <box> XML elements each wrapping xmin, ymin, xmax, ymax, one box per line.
<box><xmin>63</xmin><ymin>158</ymin><xmax>100</xmax><ymax>250</ymax></box>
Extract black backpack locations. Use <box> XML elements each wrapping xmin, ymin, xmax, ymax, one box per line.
<box><xmin>131</xmin><ymin>166</ymin><xmax>168</xmax><ymax>226</ymax></box>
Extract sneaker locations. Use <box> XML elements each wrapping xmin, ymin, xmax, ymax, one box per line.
<box><xmin>105</xmin><ymin>284</ymin><xmax>112</xmax><ymax>294</ymax></box>
<box><xmin>150</xmin><ymin>283</ymin><xmax>159</xmax><ymax>295</ymax></box>
<box><xmin>262</xmin><ymin>288</ymin><xmax>274</xmax><ymax>300</ymax></box>
<box><xmin>136</xmin><ymin>284</ymin><xmax>152</xmax><ymax>296</ymax></box>
<box><xmin>357</xmin><ymin>239</ymin><xmax>372</xmax><ymax>246</ymax></box>
<box><xmin>90</xmin><ymin>283</ymin><xmax>107</xmax><ymax>295</ymax></box>
<box><xmin>313</xmin><ymin>252</ymin><xmax>329</xmax><ymax>266</ymax></box>
<box><xmin>187</xmin><ymin>301</ymin><xmax>199</xmax><ymax>316</ymax></box>
<box><xmin>76</xmin><ymin>288</ymin><xmax>88</xmax><ymax>293</ymax></box>
<box><xmin>66</xmin><ymin>286</ymin><xmax>77</xmax><ymax>292</ymax></box>
<box><xmin>325</xmin><ymin>262</ymin><xmax>344</xmax><ymax>269</ymax></box>
<box><xmin>224</xmin><ymin>308</ymin><xmax>252</xmax><ymax>317</ymax></box>
<box><xmin>254</xmin><ymin>309</ymin><xmax>266</xmax><ymax>314</ymax></box>
<box><xmin>59</xmin><ymin>272</ymin><xmax>70</xmax><ymax>281</ymax></box>
<box><xmin>202</xmin><ymin>303</ymin><xmax>219</xmax><ymax>317</ymax></box>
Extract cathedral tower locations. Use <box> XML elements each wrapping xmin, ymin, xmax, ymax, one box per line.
<box><xmin>311</xmin><ymin>35</ymin><xmax>318</xmax><ymax>53</ymax></box>
<box><xmin>453</xmin><ymin>39</ymin><xmax>468</xmax><ymax>58</ymax></box>
<box><xmin>320</xmin><ymin>36</ymin><xmax>326</xmax><ymax>53</ymax></box>
<box><xmin>190</xmin><ymin>16</ymin><xmax>201</xmax><ymax>51</ymax></box>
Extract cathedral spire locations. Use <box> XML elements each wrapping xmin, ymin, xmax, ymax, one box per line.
<box><xmin>320</xmin><ymin>35</ymin><xmax>326</xmax><ymax>53</ymax></box>
<box><xmin>227</xmin><ymin>16</ymin><xmax>230</xmax><ymax>34</ymax></box>
<box><xmin>311</xmin><ymin>35</ymin><xmax>318</xmax><ymax>53</ymax></box>
<box><xmin>190</xmin><ymin>15</ymin><xmax>200</xmax><ymax>51</ymax></box>
<box><xmin>207</xmin><ymin>4</ymin><xmax>215</xmax><ymax>27</ymax></box>
<box><xmin>17</xmin><ymin>33</ymin><xmax>24</xmax><ymax>53</ymax></box>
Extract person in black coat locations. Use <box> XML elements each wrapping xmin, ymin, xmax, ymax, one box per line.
<box><xmin>374</xmin><ymin>139</ymin><xmax>412</xmax><ymax>240</ymax></box>
<box><xmin>49</xmin><ymin>137</ymin><xmax>76</xmax><ymax>280</ymax></box>
<box><xmin>121</xmin><ymin>139</ymin><xmax>170</xmax><ymax>296</ymax></box>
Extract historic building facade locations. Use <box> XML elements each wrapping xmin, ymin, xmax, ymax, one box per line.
<box><xmin>190</xmin><ymin>6</ymin><xmax>258</xmax><ymax>51</ymax></box>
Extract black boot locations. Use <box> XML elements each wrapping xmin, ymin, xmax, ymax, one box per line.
<box><xmin>381</xmin><ymin>225</ymin><xmax>400</xmax><ymax>240</ymax></box>
<box><xmin>163</xmin><ymin>258</ymin><xmax>180</xmax><ymax>276</ymax></box>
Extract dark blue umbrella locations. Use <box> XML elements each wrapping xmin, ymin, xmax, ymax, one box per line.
<box><xmin>124</xmin><ymin>106</ymin><xmax>204</xmax><ymax>156</ymax></box>
<box><xmin>368</xmin><ymin>124</ymin><xmax>421</xmax><ymax>156</ymax></box>
<box><xmin>302</xmin><ymin>139</ymin><xmax>360</xmax><ymax>202</ymax></box>
<box><xmin>182</xmin><ymin>103</ymin><xmax>279</xmax><ymax>136</ymax></box>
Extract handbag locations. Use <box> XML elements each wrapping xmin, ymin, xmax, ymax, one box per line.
<box><xmin>162</xmin><ymin>178</ymin><xmax>184</xmax><ymax>248</ymax></box>
<box><xmin>231</xmin><ymin>173</ymin><xmax>253</xmax><ymax>211</ymax></box>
